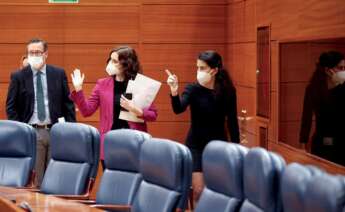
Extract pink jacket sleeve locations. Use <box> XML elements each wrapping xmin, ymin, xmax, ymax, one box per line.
<box><xmin>141</xmin><ymin>104</ymin><xmax>158</xmax><ymax>122</ymax></box>
<box><xmin>69</xmin><ymin>83</ymin><xmax>100</xmax><ymax>117</ymax></box>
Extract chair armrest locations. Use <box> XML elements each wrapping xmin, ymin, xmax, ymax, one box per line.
<box><xmin>91</xmin><ymin>204</ymin><xmax>131</xmax><ymax>212</ymax></box>
<box><xmin>69</xmin><ymin>199</ymin><xmax>96</xmax><ymax>205</ymax></box>
<box><xmin>52</xmin><ymin>194</ymin><xmax>90</xmax><ymax>200</ymax></box>
<box><xmin>53</xmin><ymin>178</ymin><xmax>95</xmax><ymax>200</ymax></box>
<box><xmin>16</xmin><ymin>187</ymin><xmax>40</xmax><ymax>192</ymax></box>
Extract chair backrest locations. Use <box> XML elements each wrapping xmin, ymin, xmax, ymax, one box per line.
<box><xmin>0</xmin><ymin>120</ymin><xmax>36</xmax><ymax>187</ymax></box>
<box><xmin>132</xmin><ymin>138</ymin><xmax>193</xmax><ymax>212</ymax></box>
<box><xmin>281</xmin><ymin>163</ymin><xmax>323</xmax><ymax>212</ymax></box>
<box><xmin>40</xmin><ymin>122</ymin><xmax>100</xmax><ymax>195</ymax></box>
<box><xmin>240</xmin><ymin>147</ymin><xmax>285</xmax><ymax>212</ymax></box>
<box><xmin>195</xmin><ymin>141</ymin><xmax>248</xmax><ymax>212</ymax></box>
<box><xmin>304</xmin><ymin>173</ymin><xmax>345</xmax><ymax>212</ymax></box>
<box><xmin>96</xmin><ymin>129</ymin><xmax>151</xmax><ymax>205</ymax></box>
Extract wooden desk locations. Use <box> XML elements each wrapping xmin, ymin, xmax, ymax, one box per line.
<box><xmin>0</xmin><ymin>186</ymin><xmax>103</xmax><ymax>212</ymax></box>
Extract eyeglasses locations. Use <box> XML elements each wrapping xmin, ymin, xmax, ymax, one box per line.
<box><xmin>27</xmin><ymin>51</ymin><xmax>45</xmax><ymax>56</ymax></box>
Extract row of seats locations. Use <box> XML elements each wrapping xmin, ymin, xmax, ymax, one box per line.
<box><xmin>93</xmin><ymin>129</ymin><xmax>193</xmax><ymax>212</ymax></box>
<box><xmin>195</xmin><ymin>141</ymin><xmax>345</xmax><ymax>212</ymax></box>
<box><xmin>1</xmin><ymin>120</ymin><xmax>345</xmax><ymax>212</ymax></box>
<box><xmin>0</xmin><ymin>120</ymin><xmax>100</xmax><ymax>196</ymax></box>
<box><xmin>0</xmin><ymin>120</ymin><xmax>193</xmax><ymax>212</ymax></box>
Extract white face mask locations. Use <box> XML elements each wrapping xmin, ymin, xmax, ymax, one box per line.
<box><xmin>28</xmin><ymin>56</ymin><xmax>44</xmax><ymax>70</ymax></box>
<box><xmin>106</xmin><ymin>62</ymin><xmax>121</xmax><ymax>76</ymax></box>
<box><xmin>335</xmin><ymin>71</ymin><xmax>345</xmax><ymax>82</ymax></box>
<box><xmin>335</xmin><ymin>71</ymin><xmax>345</xmax><ymax>81</ymax></box>
<box><xmin>197</xmin><ymin>70</ymin><xmax>212</xmax><ymax>85</ymax></box>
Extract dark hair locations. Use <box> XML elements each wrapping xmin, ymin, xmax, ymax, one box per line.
<box><xmin>107</xmin><ymin>46</ymin><xmax>142</xmax><ymax>81</ymax></box>
<box><xmin>318</xmin><ymin>51</ymin><xmax>344</xmax><ymax>69</ymax></box>
<box><xmin>27</xmin><ymin>38</ymin><xmax>48</xmax><ymax>52</ymax></box>
<box><xmin>308</xmin><ymin>51</ymin><xmax>345</xmax><ymax>104</ymax></box>
<box><xmin>198</xmin><ymin>50</ymin><xmax>236</xmax><ymax>98</ymax></box>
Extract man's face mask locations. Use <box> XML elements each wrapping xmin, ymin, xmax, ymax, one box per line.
<box><xmin>28</xmin><ymin>56</ymin><xmax>44</xmax><ymax>70</ymax></box>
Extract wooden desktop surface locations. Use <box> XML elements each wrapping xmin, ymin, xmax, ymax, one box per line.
<box><xmin>0</xmin><ymin>186</ymin><xmax>104</xmax><ymax>212</ymax></box>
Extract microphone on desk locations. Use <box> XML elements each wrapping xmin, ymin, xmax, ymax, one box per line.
<box><xmin>18</xmin><ymin>201</ymin><xmax>33</xmax><ymax>212</ymax></box>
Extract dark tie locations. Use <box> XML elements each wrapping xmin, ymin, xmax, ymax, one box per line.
<box><xmin>36</xmin><ymin>71</ymin><xmax>46</xmax><ymax>122</ymax></box>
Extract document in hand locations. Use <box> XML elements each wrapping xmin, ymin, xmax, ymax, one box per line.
<box><xmin>119</xmin><ymin>73</ymin><xmax>161</xmax><ymax>123</ymax></box>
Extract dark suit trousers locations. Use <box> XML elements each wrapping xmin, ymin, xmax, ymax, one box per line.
<box><xmin>35</xmin><ymin>128</ymin><xmax>51</xmax><ymax>187</ymax></box>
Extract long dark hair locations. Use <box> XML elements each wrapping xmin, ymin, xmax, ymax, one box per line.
<box><xmin>198</xmin><ymin>50</ymin><xmax>236</xmax><ymax>99</ymax></box>
<box><xmin>309</xmin><ymin>51</ymin><xmax>344</xmax><ymax>104</ymax></box>
<box><xmin>107</xmin><ymin>46</ymin><xmax>142</xmax><ymax>81</ymax></box>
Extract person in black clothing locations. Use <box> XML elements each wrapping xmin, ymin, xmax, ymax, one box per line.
<box><xmin>166</xmin><ymin>50</ymin><xmax>240</xmax><ymax>203</ymax></box>
<box><xmin>299</xmin><ymin>51</ymin><xmax>345</xmax><ymax>166</ymax></box>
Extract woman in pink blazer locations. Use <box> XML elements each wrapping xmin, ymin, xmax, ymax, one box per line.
<box><xmin>70</xmin><ymin>46</ymin><xmax>157</xmax><ymax>169</ymax></box>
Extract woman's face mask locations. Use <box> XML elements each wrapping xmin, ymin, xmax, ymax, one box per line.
<box><xmin>197</xmin><ymin>70</ymin><xmax>212</xmax><ymax>85</ymax></box>
<box><xmin>335</xmin><ymin>71</ymin><xmax>345</xmax><ymax>81</ymax></box>
<box><xmin>106</xmin><ymin>61</ymin><xmax>121</xmax><ymax>76</ymax></box>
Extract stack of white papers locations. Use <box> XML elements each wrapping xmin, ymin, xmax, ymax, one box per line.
<box><xmin>119</xmin><ymin>73</ymin><xmax>161</xmax><ymax>123</ymax></box>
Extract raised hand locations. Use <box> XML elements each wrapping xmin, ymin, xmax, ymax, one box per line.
<box><xmin>71</xmin><ymin>68</ymin><xmax>85</xmax><ymax>92</ymax></box>
<box><xmin>165</xmin><ymin>69</ymin><xmax>179</xmax><ymax>96</ymax></box>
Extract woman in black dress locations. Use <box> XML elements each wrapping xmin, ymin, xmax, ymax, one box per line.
<box><xmin>166</xmin><ymin>50</ymin><xmax>240</xmax><ymax>202</ymax></box>
<box><xmin>300</xmin><ymin>51</ymin><xmax>345</xmax><ymax>166</ymax></box>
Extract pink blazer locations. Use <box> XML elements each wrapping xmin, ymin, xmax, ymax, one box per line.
<box><xmin>70</xmin><ymin>77</ymin><xmax>157</xmax><ymax>159</ymax></box>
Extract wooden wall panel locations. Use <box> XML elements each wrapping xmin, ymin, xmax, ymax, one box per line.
<box><xmin>0</xmin><ymin>84</ymin><xmax>9</xmax><ymax>120</ymax></box>
<box><xmin>141</xmin><ymin>44</ymin><xmax>225</xmax><ymax>82</ymax></box>
<box><xmin>279</xmin><ymin>121</ymin><xmax>301</xmax><ymax>148</ymax></box>
<box><xmin>0</xmin><ymin>5</ymin><xmax>139</xmax><ymax>44</ymax></box>
<box><xmin>0</xmin><ymin>0</ymin><xmax>140</xmax><ymax>5</ymax></box>
<box><xmin>142</xmin><ymin>5</ymin><xmax>226</xmax><ymax>43</ymax></box>
<box><xmin>143</xmin><ymin>0</ymin><xmax>226</xmax><ymax>4</ymax></box>
<box><xmin>0</xmin><ymin>44</ymin><xmax>34</xmax><ymax>82</ymax></box>
<box><xmin>63</xmin><ymin>6</ymin><xmax>140</xmax><ymax>43</ymax></box>
<box><xmin>227</xmin><ymin>43</ymin><xmax>256</xmax><ymax>87</ymax></box>
<box><xmin>148</xmin><ymin>122</ymin><xmax>190</xmax><ymax>143</ymax></box>
<box><xmin>227</xmin><ymin>1</ymin><xmax>244</xmax><ymax>43</ymax></box>
<box><xmin>279</xmin><ymin>82</ymin><xmax>307</xmax><ymax>122</ymax></box>
<box><xmin>273</xmin><ymin>1</ymin><xmax>345</xmax><ymax>40</ymax></box>
<box><xmin>279</xmin><ymin>43</ymin><xmax>313</xmax><ymax>83</ymax></box>
<box><xmin>243</xmin><ymin>0</ymin><xmax>256</xmax><ymax>42</ymax></box>
<box><xmin>0</xmin><ymin>6</ymin><xmax>65</xmax><ymax>43</ymax></box>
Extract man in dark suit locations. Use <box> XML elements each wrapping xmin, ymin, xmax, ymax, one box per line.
<box><xmin>6</xmin><ymin>38</ymin><xmax>76</xmax><ymax>186</ymax></box>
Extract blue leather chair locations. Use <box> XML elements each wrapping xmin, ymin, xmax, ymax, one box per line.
<box><xmin>195</xmin><ymin>141</ymin><xmax>248</xmax><ymax>212</ymax></box>
<box><xmin>93</xmin><ymin>129</ymin><xmax>151</xmax><ymax>208</ymax></box>
<box><xmin>0</xmin><ymin>120</ymin><xmax>36</xmax><ymax>187</ymax></box>
<box><xmin>131</xmin><ymin>138</ymin><xmax>193</xmax><ymax>212</ymax></box>
<box><xmin>239</xmin><ymin>147</ymin><xmax>285</xmax><ymax>212</ymax></box>
<box><xmin>40</xmin><ymin>122</ymin><xmax>100</xmax><ymax>197</ymax></box>
<box><xmin>304</xmin><ymin>173</ymin><xmax>345</xmax><ymax>212</ymax></box>
<box><xmin>280</xmin><ymin>163</ymin><xmax>323</xmax><ymax>212</ymax></box>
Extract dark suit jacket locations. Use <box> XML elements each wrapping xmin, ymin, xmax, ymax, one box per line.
<box><xmin>6</xmin><ymin>65</ymin><xmax>76</xmax><ymax>124</ymax></box>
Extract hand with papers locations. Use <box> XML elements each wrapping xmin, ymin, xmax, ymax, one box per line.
<box><xmin>119</xmin><ymin>73</ymin><xmax>161</xmax><ymax>123</ymax></box>
<box><xmin>120</xmin><ymin>95</ymin><xmax>143</xmax><ymax>117</ymax></box>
